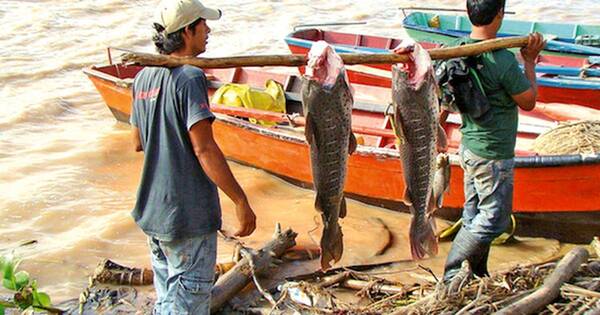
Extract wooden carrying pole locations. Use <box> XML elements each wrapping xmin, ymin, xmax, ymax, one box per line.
<box><xmin>122</xmin><ymin>36</ymin><xmax>529</xmax><ymax>68</ymax></box>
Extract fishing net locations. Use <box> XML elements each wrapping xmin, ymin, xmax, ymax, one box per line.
<box><xmin>532</xmin><ymin>120</ymin><xmax>600</xmax><ymax>155</ymax></box>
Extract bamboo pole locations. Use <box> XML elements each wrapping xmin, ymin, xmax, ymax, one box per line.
<box><xmin>494</xmin><ymin>247</ymin><xmax>589</xmax><ymax>315</ymax></box>
<box><xmin>121</xmin><ymin>36</ymin><xmax>530</xmax><ymax>69</ymax></box>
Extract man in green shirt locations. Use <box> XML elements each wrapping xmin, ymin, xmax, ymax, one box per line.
<box><xmin>442</xmin><ymin>0</ymin><xmax>544</xmax><ymax>281</ymax></box>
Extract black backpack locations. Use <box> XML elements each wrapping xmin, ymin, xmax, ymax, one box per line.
<box><xmin>434</xmin><ymin>54</ymin><xmax>492</xmax><ymax>123</ymax></box>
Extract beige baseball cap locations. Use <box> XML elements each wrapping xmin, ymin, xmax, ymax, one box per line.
<box><xmin>155</xmin><ymin>0</ymin><xmax>222</xmax><ymax>34</ymax></box>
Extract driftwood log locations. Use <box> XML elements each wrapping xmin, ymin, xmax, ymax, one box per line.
<box><xmin>210</xmin><ymin>225</ymin><xmax>298</xmax><ymax>313</ymax></box>
<box><xmin>93</xmin><ymin>259</ymin><xmax>154</xmax><ymax>285</ymax></box>
<box><xmin>92</xmin><ymin>259</ymin><xmax>237</xmax><ymax>286</ymax></box>
<box><xmin>494</xmin><ymin>246</ymin><xmax>590</xmax><ymax>315</ymax></box>
<box><xmin>122</xmin><ymin>36</ymin><xmax>529</xmax><ymax>68</ymax></box>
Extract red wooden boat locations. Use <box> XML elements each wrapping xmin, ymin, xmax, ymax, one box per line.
<box><xmin>285</xmin><ymin>28</ymin><xmax>600</xmax><ymax>110</ymax></box>
<box><xmin>83</xmin><ymin>62</ymin><xmax>600</xmax><ymax>243</ymax></box>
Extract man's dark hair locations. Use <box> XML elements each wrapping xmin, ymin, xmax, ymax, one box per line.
<box><xmin>152</xmin><ymin>18</ymin><xmax>204</xmax><ymax>55</ymax></box>
<box><xmin>467</xmin><ymin>0</ymin><xmax>506</xmax><ymax>26</ymax></box>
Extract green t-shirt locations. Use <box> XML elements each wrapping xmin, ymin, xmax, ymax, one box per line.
<box><xmin>452</xmin><ymin>37</ymin><xmax>531</xmax><ymax>160</ymax></box>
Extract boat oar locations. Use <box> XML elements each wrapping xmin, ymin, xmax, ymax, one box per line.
<box><xmin>121</xmin><ymin>36</ymin><xmax>529</xmax><ymax>69</ymax></box>
<box><xmin>398</xmin><ymin>6</ymin><xmax>516</xmax><ymax>14</ymax></box>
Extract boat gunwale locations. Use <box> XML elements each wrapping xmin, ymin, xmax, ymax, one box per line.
<box><xmin>83</xmin><ymin>67</ymin><xmax>133</xmax><ymax>87</ymax></box>
<box><xmin>216</xmin><ymin>113</ymin><xmax>600</xmax><ymax>168</ymax></box>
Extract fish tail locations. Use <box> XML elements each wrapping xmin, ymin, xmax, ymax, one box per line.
<box><xmin>409</xmin><ymin>210</ymin><xmax>439</xmax><ymax>260</ymax></box>
<box><xmin>320</xmin><ymin>220</ymin><xmax>344</xmax><ymax>270</ymax></box>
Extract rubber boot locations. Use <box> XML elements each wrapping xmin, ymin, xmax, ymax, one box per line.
<box><xmin>471</xmin><ymin>242</ymin><xmax>491</xmax><ymax>277</ymax></box>
<box><xmin>443</xmin><ymin>227</ymin><xmax>491</xmax><ymax>282</ymax></box>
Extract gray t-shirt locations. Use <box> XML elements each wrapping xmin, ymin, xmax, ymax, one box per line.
<box><xmin>130</xmin><ymin>65</ymin><xmax>221</xmax><ymax>241</ymax></box>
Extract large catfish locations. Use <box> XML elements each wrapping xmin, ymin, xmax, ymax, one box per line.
<box><xmin>301</xmin><ymin>41</ymin><xmax>357</xmax><ymax>270</ymax></box>
<box><xmin>391</xmin><ymin>41</ymin><xmax>449</xmax><ymax>260</ymax></box>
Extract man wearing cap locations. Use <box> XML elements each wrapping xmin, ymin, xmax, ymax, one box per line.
<box><xmin>130</xmin><ymin>0</ymin><xmax>256</xmax><ymax>313</ymax></box>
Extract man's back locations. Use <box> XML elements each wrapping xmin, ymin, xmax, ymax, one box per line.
<box><xmin>130</xmin><ymin>65</ymin><xmax>221</xmax><ymax>241</ymax></box>
<box><xmin>453</xmin><ymin>38</ymin><xmax>531</xmax><ymax>160</ymax></box>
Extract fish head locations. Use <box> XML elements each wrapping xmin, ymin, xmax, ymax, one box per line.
<box><xmin>392</xmin><ymin>39</ymin><xmax>433</xmax><ymax>90</ymax></box>
<box><xmin>305</xmin><ymin>40</ymin><xmax>352</xmax><ymax>92</ymax></box>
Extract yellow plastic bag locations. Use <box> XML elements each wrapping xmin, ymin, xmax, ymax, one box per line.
<box><xmin>428</xmin><ymin>15</ymin><xmax>441</xmax><ymax>28</ymax></box>
<box><xmin>211</xmin><ymin>79</ymin><xmax>286</xmax><ymax>126</ymax></box>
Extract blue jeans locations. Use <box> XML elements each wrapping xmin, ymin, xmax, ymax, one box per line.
<box><xmin>148</xmin><ymin>232</ymin><xmax>217</xmax><ymax>315</ymax></box>
<box><xmin>460</xmin><ymin>146</ymin><xmax>514</xmax><ymax>243</ymax></box>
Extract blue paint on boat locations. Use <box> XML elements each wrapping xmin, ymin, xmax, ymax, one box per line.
<box><xmin>284</xmin><ymin>32</ymin><xmax>600</xmax><ymax>91</ymax></box>
<box><xmin>402</xmin><ymin>12</ymin><xmax>600</xmax><ymax>56</ymax></box>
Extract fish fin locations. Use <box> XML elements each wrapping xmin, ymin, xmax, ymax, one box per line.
<box><xmin>320</xmin><ymin>219</ymin><xmax>344</xmax><ymax>271</ymax></box>
<box><xmin>314</xmin><ymin>193</ymin><xmax>324</xmax><ymax>214</ymax></box>
<box><xmin>436</xmin><ymin>124</ymin><xmax>448</xmax><ymax>152</ymax></box>
<box><xmin>391</xmin><ymin>109</ymin><xmax>407</xmax><ymax>146</ymax></box>
<box><xmin>348</xmin><ymin>133</ymin><xmax>357</xmax><ymax>155</ymax></box>
<box><xmin>409</xmin><ymin>210</ymin><xmax>439</xmax><ymax>260</ymax></box>
<box><xmin>339</xmin><ymin>196</ymin><xmax>347</xmax><ymax>218</ymax></box>
<box><xmin>402</xmin><ymin>187</ymin><xmax>413</xmax><ymax>207</ymax></box>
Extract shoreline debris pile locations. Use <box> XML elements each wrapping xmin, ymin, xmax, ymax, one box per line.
<box><xmin>64</xmin><ymin>238</ymin><xmax>600</xmax><ymax>315</ymax></box>
<box><xmin>260</xmin><ymin>246</ymin><xmax>598</xmax><ymax>315</ymax></box>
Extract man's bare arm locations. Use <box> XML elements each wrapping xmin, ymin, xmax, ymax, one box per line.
<box><xmin>512</xmin><ymin>33</ymin><xmax>545</xmax><ymax>111</ymax></box>
<box><xmin>512</xmin><ymin>62</ymin><xmax>537</xmax><ymax>111</ymax></box>
<box><xmin>189</xmin><ymin>120</ymin><xmax>256</xmax><ymax>237</ymax></box>
<box><xmin>132</xmin><ymin>127</ymin><xmax>143</xmax><ymax>152</ymax></box>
